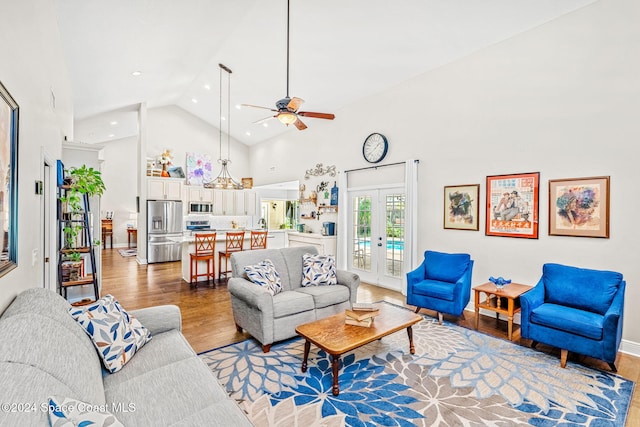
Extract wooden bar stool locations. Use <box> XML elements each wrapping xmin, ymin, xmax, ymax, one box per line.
<box><xmin>218</xmin><ymin>231</ymin><xmax>245</xmax><ymax>283</ymax></box>
<box><xmin>190</xmin><ymin>233</ymin><xmax>216</xmax><ymax>287</ymax></box>
<box><xmin>249</xmin><ymin>230</ymin><xmax>268</xmax><ymax>250</ymax></box>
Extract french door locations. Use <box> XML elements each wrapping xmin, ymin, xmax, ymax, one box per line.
<box><xmin>348</xmin><ymin>188</ymin><xmax>405</xmax><ymax>291</ymax></box>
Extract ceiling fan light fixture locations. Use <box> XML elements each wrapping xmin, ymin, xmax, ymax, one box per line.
<box><xmin>277</xmin><ymin>111</ymin><xmax>298</xmax><ymax>125</ymax></box>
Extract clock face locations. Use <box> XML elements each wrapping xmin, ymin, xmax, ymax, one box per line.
<box><xmin>363</xmin><ymin>133</ymin><xmax>388</xmax><ymax>163</ymax></box>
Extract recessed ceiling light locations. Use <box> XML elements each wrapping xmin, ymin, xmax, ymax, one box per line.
<box><xmin>131</xmin><ymin>71</ymin><xmax>142</xmax><ymax>76</ymax></box>
<box><xmin>221</xmin><ymin>116</ymin><xmax>226</xmax><ymax>121</ymax></box>
<box><xmin>191</xmin><ymin>98</ymin><xmax>198</xmax><ymax>103</ymax></box>
<box><xmin>204</xmin><ymin>84</ymin><xmax>211</xmax><ymax>90</ymax></box>
<box><xmin>108</xmin><ymin>134</ymin><xmax>115</xmax><ymax>138</ymax></box>
<box><xmin>245</xmin><ymin>131</ymin><xmax>251</xmax><ymax>136</ymax></box>
<box><xmin>110</xmin><ymin>121</ymin><xmax>118</xmax><ymax>126</ymax></box>
<box><xmin>262</xmin><ymin>123</ymin><xmax>269</xmax><ymax>128</ymax></box>
<box><xmin>235</xmin><ymin>104</ymin><xmax>242</xmax><ymax>110</ymax></box>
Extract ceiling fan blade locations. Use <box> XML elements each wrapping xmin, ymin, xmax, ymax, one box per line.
<box><xmin>253</xmin><ymin>115</ymin><xmax>276</xmax><ymax>125</ymax></box>
<box><xmin>297</xmin><ymin>111</ymin><xmax>335</xmax><ymax>120</ymax></box>
<box><xmin>293</xmin><ymin>118</ymin><xmax>307</xmax><ymax>130</ymax></box>
<box><xmin>241</xmin><ymin>103</ymin><xmax>277</xmax><ymax>112</ymax></box>
<box><xmin>287</xmin><ymin>97</ymin><xmax>305</xmax><ymax>112</ymax></box>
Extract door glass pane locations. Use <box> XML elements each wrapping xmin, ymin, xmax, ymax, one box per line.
<box><xmin>352</xmin><ymin>195</ymin><xmax>371</xmax><ymax>271</ymax></box>
<box><xmin>385</xmin><ymin>194</ymin><xmax>405</xmax><ymax>277</ymax></box>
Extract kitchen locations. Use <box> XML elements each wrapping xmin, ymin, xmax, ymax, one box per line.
<box><xmin>146</xmin><ymin>177</ymin><xmax>337</xmax><ymax>285</ymax></box>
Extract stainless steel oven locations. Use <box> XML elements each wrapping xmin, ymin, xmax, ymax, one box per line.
<box><xmin>188</xmin><ymin>202</ymin><xmax>213</xmax><ymax>213</ymax></box>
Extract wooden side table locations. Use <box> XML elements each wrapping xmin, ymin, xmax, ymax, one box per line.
<box><xmin>127</xmin><ymin>228</ymin><xmax>137</xmax><ymax>248</ymax></box>
<box><xmin>473</xmin><ymin>282</ymin><xmax>532</xmax><ymax>340</ymax></box>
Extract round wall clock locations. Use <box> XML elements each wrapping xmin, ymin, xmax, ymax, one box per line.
<box><xmin>362</xmin><ymin>132</ymin><xmax>388</xmax><ymax>163</ymax></box>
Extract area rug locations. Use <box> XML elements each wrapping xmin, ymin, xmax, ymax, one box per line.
<box><xmin>199</xmin><ymin>303</ymin><xmax>634</xmax><ymax>426</ymax></box>
<box><xmin>118</xmin><ymin>249</ymin><xmax>137</xmax><ymax>257</ymax></box>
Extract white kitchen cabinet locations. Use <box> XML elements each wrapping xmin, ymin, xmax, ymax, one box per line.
<box><xmin>187</xmin><ymin>187</ymin><xmax>214</xmax><ymax>203</ymax></box>
<box><xmin>266</xmin><ymin>231</ymin><xmax>287</xmax><ymax>249</ymax></box>
<box><xmin>147</xmin><ymin>178</ymin><xmax>183</xmax><ymax>200</ymax></box>
<box><xmin>212</xmin><ymin>190</ymin><xmax>235</xmax><ymax>215</ymax></box>
<box><xmin>235</xmin><ymin>190</ymin><xmax>257</xmax><ymax>215</ymax></box>
<box><xmin>287</xmin><ymin>232</ymin><xmax>337</xmax><ymax>258</ymax></box>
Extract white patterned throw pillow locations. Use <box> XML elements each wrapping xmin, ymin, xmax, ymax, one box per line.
<box><xmin>244</xmin><ymin>259</ymin><xmax>283</xmax><ymax>296</ymax></box>
<box><xmin>69</xmin><ymin>294</ymin><xmax>152</xmax><ymax>374</ymax></box>
<box><xmin>302</xmin><ymin>253</ymin><xmax>337</xmax><ymax>287</ymax></box>
<box><xmin>47</xmin><ymin>396</ymin><xmax>124</xmax><ymax>427</ymax></box>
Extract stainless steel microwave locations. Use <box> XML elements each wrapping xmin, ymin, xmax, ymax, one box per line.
<box><xmin>188</xmin><ymin>202</ymin><xmax>213</xmax><ymax>213</ymax></box>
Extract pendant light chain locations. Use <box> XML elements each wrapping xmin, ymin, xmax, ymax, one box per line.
<box><xmin>218</xmin><ymin>66</ymin><xmax>223</xmax><ymax>163</ymax></box>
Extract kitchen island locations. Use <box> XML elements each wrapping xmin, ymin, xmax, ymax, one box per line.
<box><xmin>178</xmin><ymin>230</ymin><xmax>288</xmax><ymax>284</ymax></box>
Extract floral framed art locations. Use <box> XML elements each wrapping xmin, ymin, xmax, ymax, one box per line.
<box><xmin>486</xmin><ymin>172</ymin><xmax>539</xmax><ymax>239</ymax></box>
<box><xmin>444</xmin><ymin>184</ymin><xmax>480</xmax><ymax>231</ymax></box>
<box><xmin>0</xmin><ymin>81</ymin><xmax>19</xmax><ymax>276</ymax></box>
<box><xmin>185</xmin><ymin>152</ymin><xmax>212</xmax><ymax>185</ymax></box>
<box><xmin>548</xmin><ymin>176</ymin><xmax>610</xmax><ymax>238</ymax></box>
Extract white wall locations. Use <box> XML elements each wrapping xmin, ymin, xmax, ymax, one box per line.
<box><xmin>0</xmin><ymin>0</ymin><xmax>73</xmax><ymax>311</ymax></box>
<box><xmin>249</xmin><ymin>0</ymin><xmax>640</xmax><ymax>350</ymax></box>
<box><xmin>147</xmin><ymin>105</ymin><xmax>250</xmax><ymax>182</ymax></box>
<box><xmin>100</xmin><ymin>136</ymin><xmax>138</xmax><ymax>247</ymax></box>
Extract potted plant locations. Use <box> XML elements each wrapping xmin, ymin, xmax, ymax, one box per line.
<box><xmin>60</xmin><ymin>165</ymin><xmax>106</xmax><ymax>280</ymax></box>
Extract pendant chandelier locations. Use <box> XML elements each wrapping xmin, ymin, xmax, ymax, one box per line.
<box><xmin>210</xmin><ymin>63</ymin><xmax>241</xmax><ymax>190</ymax></box>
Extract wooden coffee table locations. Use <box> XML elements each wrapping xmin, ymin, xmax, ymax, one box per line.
<box><xmin>296</xmin><ymin>303</ymin><xmax>422</xmax><ymax>396</ymax></box>
<box><xmin>473</xmin><ymin>282</ymin><xmax>532</xmax><ymax>340</ymax></box>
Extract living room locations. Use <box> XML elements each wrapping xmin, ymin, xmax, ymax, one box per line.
<box><xmin>1</xmin><ymin>0</ymin><xmax>639</xmax><ymax>425</ymax></box>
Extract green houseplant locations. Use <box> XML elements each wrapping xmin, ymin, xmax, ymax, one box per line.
<box><xmin>60</xmin><ymin>165</ymin><xmax>106</xmax><ymax>277</ymax></box>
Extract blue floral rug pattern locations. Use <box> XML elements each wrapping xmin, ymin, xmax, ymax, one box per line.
<box><xmin>200</xmin><ymin>305</ymin><xmax>633</xmax><ymax>426</ymax></box>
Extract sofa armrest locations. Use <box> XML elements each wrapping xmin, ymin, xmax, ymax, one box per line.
<box><xmin>228</xmin><ymin>277</ymin><xmax>275</xmax><ymax>311</ymax></box>
<box><xmin>130</xmin><ymin>305</ymin><xmax>182</xmax><ymax>334</ymax></box>
<box><xmin>519</xmin><ymin>279</ymin><xmax>544</xmax><ymax>339</ymax></box>
<box><xmin>603</xmin><ymin>280</ymin><xmax>626</xmax><ymax>359</ymax></box>
<box><xmin>336</xmin><ymin>270</ymin><xmax>360</xmax><ymax>304</ymax></box>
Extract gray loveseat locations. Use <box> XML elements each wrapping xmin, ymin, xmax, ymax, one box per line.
<box><xmin>0</xmin><ymin>288</ymin><xmax>251</xmax><ymax>426</ymax></box>
<box><xmin>229</xmin><ymin>245</ymin><xmax>360</xmax><ymax>352</ymax></box>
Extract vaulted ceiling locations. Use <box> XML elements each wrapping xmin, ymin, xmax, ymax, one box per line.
<box><xmin>54</xmin><ymin>0</ymin><xmax>596</xmax><ymax>145</ymax></box>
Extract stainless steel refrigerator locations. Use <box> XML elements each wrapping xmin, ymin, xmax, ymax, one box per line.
<box><xmin>147</xmin><ymin>200</ymin><xmax>183</xmax><ymax>263</ymax></box>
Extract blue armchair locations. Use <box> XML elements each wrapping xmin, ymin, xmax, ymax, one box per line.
<box><xmin>406</xmin><ymin>250</ymin><xmax>474</xmax><ymax>324</ymax></box>
<box><xmin>520</xmin><ymin>263</ymin><xmax>625</xmax><ymax>371</ymax></box>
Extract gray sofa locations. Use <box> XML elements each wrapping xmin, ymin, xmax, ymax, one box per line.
<box><xmin>0</xmin><ymin>288</ymin><xmax>251</xmax><ymax>426</ymax></box>
<box><xmin>229</xmin><ymin>245</ymin><xmax>360</xmax><ymax>352</ymax></box>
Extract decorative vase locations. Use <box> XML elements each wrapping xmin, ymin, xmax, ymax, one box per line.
<box><xmin>161</xmin><ymin>163</ymin><xmax>170</xmax><ymax>177</ymax></box>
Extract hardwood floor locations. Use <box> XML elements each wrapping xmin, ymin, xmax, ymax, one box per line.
<box><xmin>101</xmin><ymin>248</ymin><xmax>639</xmax><ymax>425</ymax></box>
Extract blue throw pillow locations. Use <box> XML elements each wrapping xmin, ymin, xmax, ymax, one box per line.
<box><xmin>244</xmin><ymin>259</ymin><xmax>283</xmax><ymax>295</ymax></box>
<box><xmin>69</xmin><ymin>295</ymin><xmax>152</xmax><ymax>374</ymax></box>
<box><xmin>542</xmin><ymin>263</ymin><xmax>622</xmax><ymax>315</ymax></box>
<box><xmin>301</xmin><ymin>253</ymin><xmax>338</xmax><ymax>287</ymax></box>
<box><xmin>47</xmin><ymin>396</ymin><xmax>124</xmax><ymax>426</ymax></box>
<box><xmin>424</xmin><ymin>250</ymin><xmax>470</xmax><ymax>283</ymax></box>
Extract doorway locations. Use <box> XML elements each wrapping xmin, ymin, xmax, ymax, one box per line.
<box><xmin>348</xmin><ymin>188</ymin><xmax>406</xmax><ymax>291</ymax></box>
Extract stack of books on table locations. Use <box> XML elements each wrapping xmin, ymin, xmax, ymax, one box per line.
<box><xmin>345</xmin><ymin>303</ymin><xmax>380</xmax><ymax>327</ymax></box>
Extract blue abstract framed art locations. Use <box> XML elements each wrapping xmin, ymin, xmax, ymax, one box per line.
<box><xmin>0</xmin><ymin>81</ymin><xmax>19</xmax><ymax>276</ymax></box>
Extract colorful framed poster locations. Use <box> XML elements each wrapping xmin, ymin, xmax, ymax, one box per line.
<box><xmin>444</xmin><ymin>184</ymin><xmax>480</xmax><ymax>230</ymax></box>
<box><xmin>548</xmin><ymin>176</ymin><xmax>610</xmax><ymax>238</ymax></box>
<box><xmin>486</xmin><ymin>172</ymin><xmax>539</xmax><ymax>238</ymax></box>
<box><xmin>185</xmin><ymin>152</ymin><xmax>212</xmax><ymax>185</ymax></box>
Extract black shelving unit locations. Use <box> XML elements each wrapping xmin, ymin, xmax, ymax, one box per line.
<box><xmin>57</xmin><ymin>189</ymin><xmax>99</xmax><ymax>306</ymax></box>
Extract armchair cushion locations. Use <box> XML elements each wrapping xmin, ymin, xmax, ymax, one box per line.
<box><xmin>530</xmin><ymin>303</ymin><xmax>604</xmax><ymax>340</ymax></box>
<box><xmin>410</xmin><ymin>279</ymin><xmax>456</xmax><ymax>301</ymax></box>
<box><xmin>424</xmin><ymin>251</ymin><xmax>471</xmax><ymax>283</ymax></box>
<box><xmin>543</xmin><ymin>263</ymin><xmax>623</xmax><ymax>315</ymax></box>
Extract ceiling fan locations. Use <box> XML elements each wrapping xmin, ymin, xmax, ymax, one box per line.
<box><xmin>241</xmin><ymin>0</ymin><xmax>335</xmax><ymax>130</ymax></box>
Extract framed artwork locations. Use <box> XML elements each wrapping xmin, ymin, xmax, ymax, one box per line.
<box><xmin>185</xmin><ymin>152</ymin><xmax>212</xmax><ymax>185</ymax></box>
<box><xmin>167</xmin><ymin>166</ymin><xmax>185</xmax><ymax>178</ymax></box>
<box><xmin>444</xmin><ymin>184</ymin><xmax>480</xmax><ymax>230</ymax></box>
<box><xmin>548</xmin><ymin>176</ymin><xmax>610</xmax><ymax>238</ymax></box>
<box><xmin>0</xmin><ymin>81</ymin><xmax>19</xmax><ymax>277</ymax></box>
<box><xmin>486</xmin><ymin>172</ymin><xmax>539</xmax><ymax>239</ymax></box>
